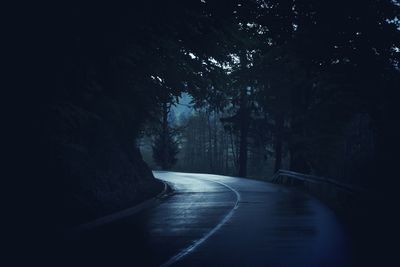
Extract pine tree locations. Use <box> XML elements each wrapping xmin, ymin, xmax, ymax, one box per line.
<box><xmin>152</xmin><ymin>101</ymin><xmax>180</xmax><ymax>170</ymax></box>
<box><xmin>152</xmin><ymin>131</ymin><xmax>179</xmax><ymax>170</ymax></box>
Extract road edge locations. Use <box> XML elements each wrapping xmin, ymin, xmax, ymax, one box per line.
<box><xmin>67</xmin><ymin>178</ymin><xmax>172</xmax><ymax>236</ymax></box>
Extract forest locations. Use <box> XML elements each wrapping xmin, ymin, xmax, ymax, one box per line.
<box><xmin>21</xmin><ymin>1</ymin><xmax>400</xmax><ymax>257</ymax></box>
<box><xmin>134</xmin><ymin>0</ymin><xmax>400</xmax><ymax>187</ymax></box>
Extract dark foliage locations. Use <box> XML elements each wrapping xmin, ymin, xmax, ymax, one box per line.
<box><xmin>152</xmin><ymin>132</ymin><xmax>179</xmax><ymax>170</ymax></box>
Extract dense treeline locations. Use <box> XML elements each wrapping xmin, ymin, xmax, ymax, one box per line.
<box><xmin>28</xmin><ymin>0</ymin><xmax>399</xmax><ymax>230</ymax></box>
<box><xmin>168</xmin><ymin>109</ymin><xmax>278</xmax><ymax>178</ymax></box>
<box><xmin>140</xmin><ymin>0</ymin><xmax>399</xmax><ymax>189</ymax></box>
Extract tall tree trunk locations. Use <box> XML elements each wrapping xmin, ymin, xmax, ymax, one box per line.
<box><xmin>229</xmin><ymin>128</ymin><xmax>238</xmax><ymax>171</ymax></box>
<box><xmin>238</xmin><ymin>122</ymin><xmax>249</xmax><ymax>177</ymax></box>
<box><xmin>238</xmin><ymin>90</ymin><xmax>249</xmax><ymax>177</ymax></box>
<box><xmin>161</xmin><ymin>101</ymin><xmax>169</xmax><ymax>170</ymax></box>
<box><xmin>207</xmin><ymin>111</ymin><xmax>214</xmax><ymax>172</ymax></box>
<box><xmin>213</xmin><ymin>112</ymin><xmax>219</xmax><ymax>172</ymax></box>
<box><xmin>274</xmin><ymin>112</ymin><xmax>284</xmax><ymax>172</ymax></box>
<box><xmin>289</xmin><ymin>84</ymin><xmax>311</xmax><ymax>173</ymax></box>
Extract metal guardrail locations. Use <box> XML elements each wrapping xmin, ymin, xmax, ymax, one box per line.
<box><xmin>271</xmin><ymin>169</ymin><xmax>366</xmax><ymax>194</ymax></box>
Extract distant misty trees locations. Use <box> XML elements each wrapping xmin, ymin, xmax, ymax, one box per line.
<box><xmin>170</xmin><ymin>108</ymin><xmax>276</xmax><ymax>178</ymax></box>
<box><xmin>176</xmin><ymin>110</ymin><xmax>233</xmax><ymax>175</ymax></box>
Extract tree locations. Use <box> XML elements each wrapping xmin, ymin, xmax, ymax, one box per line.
<box><xmin>152</xmin><ymin>131</ymin><xmax>179</xmax><ymax>170</ymax></box>
<box><xmin>152</xmin><ymin>100</ymin><xmax>180</xmax><ymax>170</ymax></box>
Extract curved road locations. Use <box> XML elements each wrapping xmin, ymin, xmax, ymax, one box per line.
<box><xmin>69</xmin><ymin>171</ymin><xmax>351</xmax><ymax>267</ymax></box>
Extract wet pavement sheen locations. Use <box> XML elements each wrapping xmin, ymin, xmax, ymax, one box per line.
<box><xmin>68</xmin><ymin>171</ymin><xmax>350</xmax><ymax>267</ymax></box>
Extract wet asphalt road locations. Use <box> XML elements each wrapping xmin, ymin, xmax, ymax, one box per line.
<box><xmin>67</xmin><ymin>171</ymin><xmax>351</xmax><ymax>267</ymax></box>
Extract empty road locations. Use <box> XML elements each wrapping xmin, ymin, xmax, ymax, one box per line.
<box><xmin>67</xmin><ymin>171</ymin><xmax>351</xmax><ymax>267</ymax></box>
